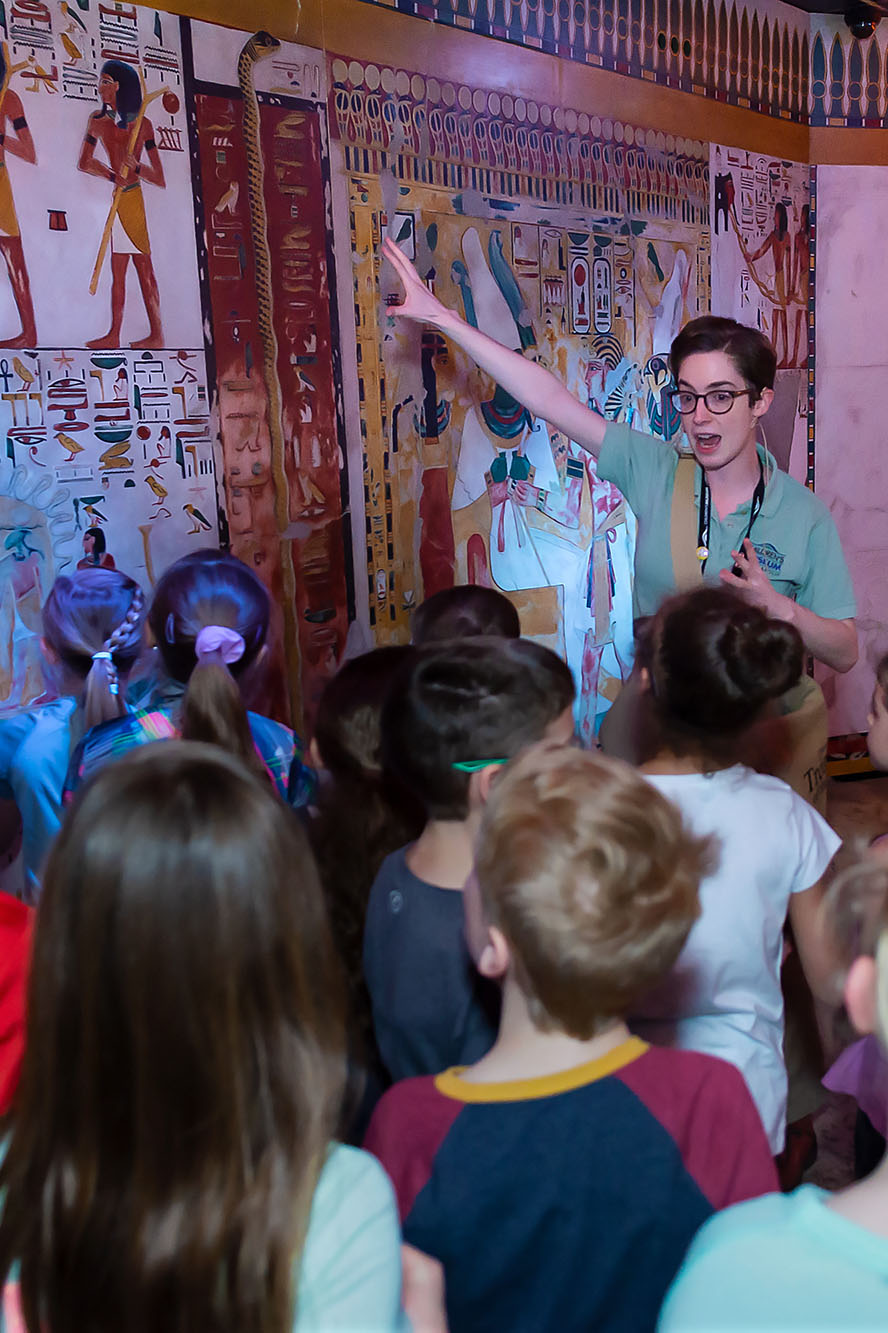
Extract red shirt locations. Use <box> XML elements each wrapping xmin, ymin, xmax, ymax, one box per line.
<box><xmin>0</xmin><ymin>895</ymin><xmax>32</xmax><ymax>1112</ymax></box>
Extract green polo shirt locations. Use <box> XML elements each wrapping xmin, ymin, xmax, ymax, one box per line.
<box><xmin>597</xmin><ymin>422</ymin><xmax>857</xmax><ymax>622</ymax></box>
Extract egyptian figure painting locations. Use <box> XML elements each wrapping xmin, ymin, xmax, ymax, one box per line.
<box><xmin>335</xmin><ymin>56</ymin><xmax>710</xmax><ymax>737</ymax></box>
<box><xmin>0</xmin><ymin>2</ymin><xmax>214</xmax><ymax>717</ymax></box>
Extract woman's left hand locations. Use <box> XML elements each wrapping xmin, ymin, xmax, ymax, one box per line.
<box><xmin>719</xmin><ymin>538</ymin><xmax>788</xmax><ymax>619</ymax></box>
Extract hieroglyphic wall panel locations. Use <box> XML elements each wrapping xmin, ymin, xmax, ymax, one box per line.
<box><xmin>189</xmin><ymin>22</ymin><xmax>351</xmax><ymax>727</ymax></box>
<box><xmin>710</xmin><ymin>145</ymin><xmax>809</xmax><ymax>483</ymax></box>
<box><xmin>356</xmin><ymin>0</ymin><xmax>809</xmax><ymax>122</ymax></box>
<box><xmin>0</xmin><ymin>4</ymin><xmax>215</xmax><ymax>717</ymax></box>
<box><xmin>334</xmin><ymin>54</ymin><xmax>709</xmax><ymax>740</ymax></box>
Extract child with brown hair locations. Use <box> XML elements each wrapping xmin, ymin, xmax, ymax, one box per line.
<box><xmin>366</xmin><ymin>748</ymin><xmax>777</xmax><ymax>1333</ymax></box>
<box><xmin>310</xmin><ymin>646</ymin><xmax>425</xmax><ymax>986</ymax></box>
<box><xmin>64</xmin><ymin>549</ymin><xmax>312</xmax><ymax>805</ymax></box>
<box><xmin>363</xmin><ymin>636</ymin><xmax>575</xmax><ymax>1083</ymax></box>
<box><xmin>0</xmin><ymin>742</ymin><xmax>404</xmax><ymax>1332</ymax></box>
<box><xmin>308</xmin><ymin>645</ymin><xmax>425</xmax><ymax>1136</ymax></box>
<box><xmin>630</xmin><ymin>586</ymin><xmax>842</xmax><ymax>1156</ymax></box>
<box><xmin>411</xmin><ymin>584</ymin><xmax>520</xmax><ymax>644</ymax></box>
<box><xmin>0</xmin><ymin>567</ymin><xmax>145</xmax><ymax>899</ymax></box>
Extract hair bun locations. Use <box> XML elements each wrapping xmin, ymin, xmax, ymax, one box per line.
<box><xmin>647</xmin><ymin>587</ymin><xmax>805</xmax><ymax>751</ymax></box>
<box><xmin>723</xmin><ymin>613</ymin><xmax>802</xmax><ymax>705</ymax></box>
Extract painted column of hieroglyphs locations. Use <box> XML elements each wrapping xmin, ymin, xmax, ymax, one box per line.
<box><xmin>0</xmin><ymin>2</ymin><xmax>213</xmax><ymax>715</ymax></box>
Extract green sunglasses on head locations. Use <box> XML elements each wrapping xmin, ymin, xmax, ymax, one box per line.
<box><xmin>451</xmin><ymin>757</ymin><xmax>508</xmax><ymax>773</ymax></box>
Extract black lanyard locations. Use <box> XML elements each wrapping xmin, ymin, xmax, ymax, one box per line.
<box><xmin>696</xmin><ymin>458</ymin><xmax>765</xmax><ymax>575</ymax></box>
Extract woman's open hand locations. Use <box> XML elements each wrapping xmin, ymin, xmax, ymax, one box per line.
<box><xmin>382</xmin><ymin>236</ymin><xmax>449</xmax><ymax>327</ymax></box>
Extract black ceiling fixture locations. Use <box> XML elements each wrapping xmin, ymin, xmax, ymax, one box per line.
<box><xmin>781</xmin><ymin>0</ymin><xmax>884</xmax><ymax>33</ymax></box>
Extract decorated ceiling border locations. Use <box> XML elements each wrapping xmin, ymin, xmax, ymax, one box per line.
<box><xmin>810</xmin><ymin>19</ymin><xmax>888</xmax><ymax>127</ymax></box>
<box><xmin>355</xmin><ymin>0</ymin><xmax>809</xmax><ymax>123</ymax></box>
<box><xmin>329</xmin><ymin>56</ymin><xmax>708</xmax><ymax>223</ymax></box>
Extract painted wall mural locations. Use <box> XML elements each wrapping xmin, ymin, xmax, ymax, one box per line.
<box><xmin>0</xmin><ymin>3</ymin><xmax>215</xmax><ymax>718</ymax></box>
<box><xmin>1</xmin><ymin>0</ymin><xmax>875</xmax><ymax>739</ymax></box>
<box><xmin>0</xmin><ymin>8</ymin><xmax>353</xmax><ymax>730</ymax></box>
<box><xmin>710</xmin><ymin>144</ymin><xmax>809</xmax><ymax>484</ymax></box>
<box><xmin>334</xmin><ymin>54</ymin><xmax>709</xmax><ymax>741</ymax></box>
<box><xmin>189</xmin><ymin>22</ymin><xmax>352</xmax><ymax>727</ymax></box>
<box><xmin>357</xmin><ymin>0</ymin><xmax>810</xmax><ymax>122</ymax></box>
<box><xmin>710</xmin><ymin>146</ymin><xmax>809</xmax><ymax>370</ymax></box>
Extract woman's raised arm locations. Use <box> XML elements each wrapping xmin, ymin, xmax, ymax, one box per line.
<box><xmin>382</xmin><ymin>237</ymin><xmax>607</xmax><ymax>459</ymax></box>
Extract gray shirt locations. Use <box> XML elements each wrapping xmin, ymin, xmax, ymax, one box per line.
<box><xmin>363</xmin><ymin>846</ymin><xmax>499</xmax><ymax>1083</ymax></box>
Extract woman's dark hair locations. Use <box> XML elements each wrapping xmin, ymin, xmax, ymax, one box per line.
<box><xmin>100</xmin><ymin>59</ymin><xmax>141</xmax><ymax>121</ymax></box>
<box><xmin>412</xmin><ymin>585</ymin><xmax>521</xmax><ymax>644</ymax></box>
<box><xmin>0</xmin><ymin>742</ymin><xmax>345</xmax><ymax>1333</ymax></box>
<box><xmin>383</xmin><ymin>637</ymin><xmax>576</xmax><ymax>820</ymax></box>
<box><xmin>310</xmin><ymin>647</ymin><xmax>425</xmax><ymax>1119</ymax></box>
<box><xmin>148</xmin><ymin>550</ymin><xmax>270</xmax><ymax>772</ymax></box>
<box><xmin>669</xmin><ymin>315</ymin><xmax>777</xmax><ymax>398</ymax></box>
<box><xmin>84</xmin><ymin>525</ymin><xmax>106</xmax><ymax>556</ymax></box>
<box><xmin>774</xmin><ymin>202</ymin><xmax>788</xmax><ymax>239</ymax></box>
<box><xmin>42</xmin><ymin>568</ymin><xmax>145</xmax><ymax>729</ymax></box>
<box><xmin>638</xmin><ymin>586</ymin><xmax>803</xmax><ymax>763</ymax></box>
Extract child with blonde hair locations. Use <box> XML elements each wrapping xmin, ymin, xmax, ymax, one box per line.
<box><xmin>367</xmin><ymin>748</ymin><xmax>777</xmax><ymax>1333</ymax></box>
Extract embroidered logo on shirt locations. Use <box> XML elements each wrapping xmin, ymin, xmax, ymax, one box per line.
<box><xmin>751</xmin><ymin>541</ymin><xmax>785</xmax><ymax>575</ymax></box>
<box><xmin>388</xmin><ymin>889</ymin><xmax>404</xmax><ymax>914</ymax></box>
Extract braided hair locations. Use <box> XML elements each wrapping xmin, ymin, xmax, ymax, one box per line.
<box><xmin>42</xmin><ymin>569</ymin><xmax>146</xmax><ymax>729</ymax></box>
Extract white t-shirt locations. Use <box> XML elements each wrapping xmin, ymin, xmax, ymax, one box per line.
<box><xmin>631</xmin><ymin>766</ymin><xmax>840</xmax><ymax>1152</ymax></box>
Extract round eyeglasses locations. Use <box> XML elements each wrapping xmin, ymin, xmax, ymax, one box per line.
<box><xmin>668</xmin><ymin>388</ymin><xmax>752</xmax><ymax>415</ymax></box>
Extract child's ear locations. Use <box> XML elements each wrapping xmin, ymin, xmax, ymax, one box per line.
<box><xmin>474</xmin><ymin>762</ymin><xmax>504</xmax><ymax>806</ymax></box>
<box><xmin>475</xmin><ymin>924</ymin><xmax>510</xmax><ymax>982</ymax></box>
<box><xmin>40</xmin><ymin>637</ymin><xmax>58</xmax><ymax>666</ymax></box>
<box><xmin>308</xmin><ymin>736</ymin><xmax>323</xmax><ymax>771</ymax></box>
<box><xmin>638</xmin><ymin>666</ymin><xmax>651</xmax><ymax>694</ymax></box>
<box><xmin>845</xmin><ymin>956</ymin><xmax>879</xmax><ymax>1036</ymax></box>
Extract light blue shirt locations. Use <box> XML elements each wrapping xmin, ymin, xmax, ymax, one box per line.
<box><xmin>0</xmin><ymin>698</ymin><xmax>79</xmax><ymax>902</ymax></box>
<box><xmin>658</xmin><ymin>1184</ymin><xmax>888</xmax><ymax>1331</ymax></box>
<box><xmin>0</xmin><ymin>1143</ymin><xmax>405</xmax><ymax>1331</ymax></box>
<box><xmin>297</xmin><ymin>1144</ymin><xmax>405</xmax><ymax>1330</ymax></box>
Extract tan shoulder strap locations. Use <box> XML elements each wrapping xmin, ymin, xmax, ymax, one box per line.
<box><xmin>670</xmin><ymin>455</ymin><xmax>703</xmax><ymax>591</ymax></box>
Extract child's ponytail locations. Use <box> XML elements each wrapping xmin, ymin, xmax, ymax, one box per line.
<box><xmin>147</xmin><ymin>550</ymin><xmax>271</xmax><ymax>770</ymax></box>
<box><xmin>180</xmin><ymin>625</ymin><xmax>261</xmax><ymax>774</ymax></box>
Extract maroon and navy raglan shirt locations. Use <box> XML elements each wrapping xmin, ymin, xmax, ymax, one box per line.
<box><xmin>365</xmin><ymin>1036</ymin><xmax>777</xmax><ymax>1333</ymax></box>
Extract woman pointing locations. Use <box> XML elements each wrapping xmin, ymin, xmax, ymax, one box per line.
<box><xmin>381</xmin><ymin>236</ymin><xmax>856</xmax><ymax>805</ymax></box>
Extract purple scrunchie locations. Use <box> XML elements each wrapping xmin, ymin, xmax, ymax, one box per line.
<box><xmin>194</xmin><ymin>624</ymin><xmax>246</xmax><ymax>665</ymax></box>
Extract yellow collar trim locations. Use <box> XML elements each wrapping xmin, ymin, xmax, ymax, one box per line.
<box><xmin>434</xmin><ymin>1036</ymin><xmax>649</xmax><ymax>1103</ymax></box>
